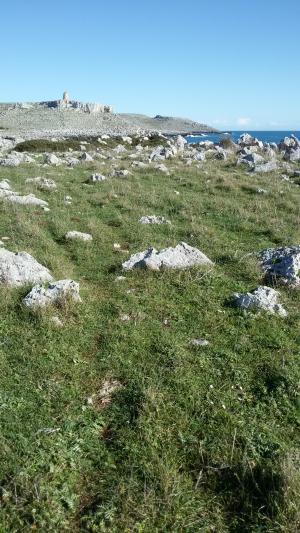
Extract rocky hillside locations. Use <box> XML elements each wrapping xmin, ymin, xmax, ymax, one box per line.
<box><xmin>0</xmin><ymin>105</ymin><xmax>217</xmax><ymax>139</ymax></box>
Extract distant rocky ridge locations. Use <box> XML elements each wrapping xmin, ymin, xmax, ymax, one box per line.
<box><xmin>0</xmin><ymin>93</ymin><xmax>217</xmax><ymax>139</ymax></box>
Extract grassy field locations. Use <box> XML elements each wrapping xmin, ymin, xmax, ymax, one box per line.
<box><xmin>0</xmin><ymin>152</ymin><xmax>299</xmax><ymax>531</ymax></box>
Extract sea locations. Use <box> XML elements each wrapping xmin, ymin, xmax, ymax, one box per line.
<box><xmin>185</xmin><ymin>131</ymin><xmax>300</xmax><ymax>145</ymax></box>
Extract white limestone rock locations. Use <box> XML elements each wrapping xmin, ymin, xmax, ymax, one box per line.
<box><xmin>259</xmin><ymin>245</ymin><xmax>300</xmax><ymax>286</ymax></box>
<box><xmin>0</xmin><ymin>157</ymin><xmax>20</xmax><ymax>167</ymax></box>
<box><xmin>4</xmin><ymin>193</ymin><xmax>48</xmax><ymax>207</ymax></box>
<box><xmin>175</xmin><ymin>135</ymin><xmax>187</xmax><ymax>152</ymax></box>
<box><xmin>65</xmin><ymin>231</ymin><xmax>93</xmax><ymax>241</ymax></box>
<box><xmin>23</xmin><ymin>279</ymin><xmax>81</xmax><ymax>308</ymax></box>
<box><xmin>254</xmin><ymin>160</ymin><xmax>278</xmax><ymax>173</ymax></box>
<box><xmin>66</xmin><ymin>156</ymin><xmax>80</xmax><ymax>166</ymax></box>
<box><xmin>132</xmin><ymin>161</ymin><xmax>148</xmax><ymax>168</ymax></box>
<box><xmin>0</xmin><ymin>179</ymin><xmax>11</xmax><ymax>190</ymax></box>
<box><xmin>0</xmin><ymin>249</ymin><xmax>53</xmax><ymax>287</ymax></box>
<box><xmin>139</xmin><ymin>215</ymin><xmax>170</xmax><ymax>225</ymax></box>
<box><xmin>190</xmin><ymin>338</ymin><xmax>210</xmax><ymax>347</ymax></box>
<box><xmin>80</xmin><ymin>152</ymin><xmax>94</xmax><ymax>162</ymax></box>
<box><xmin>122</xmin><ymin>242</ymin><xmax>213</xmax><ymax>271</ymax></box>
<box><xmin>111</xmin><ymin>169</ymin><xmax>131</xmax><ymax>177</ymax></box>
<box><xmin>89</xmin><ymin>173</ymin><xmax>107</xmax><ymax>183</ymax></box>
<box><xmin>113</xmin><ymin>144</ymin><xmax>127</xmax><ymax>154</ymax></box>
<box><xmin>25</xmin><ymin>177</ymin><xmax>57</xmax><ymax>191</ymax></box>
<box><xmin>44</xmin><ymin>153</ymin><xmax>61</xmax><ymax>165</ymax></box>
<box><xmin>154</xmin><ymin>163</ymin><xmax>169</xmax><ymax>174</ymax></box>
<box><xmin>122</xmin><ymin>136</ymin><xmax>132</xmax><ymax>144</ymax></box>
<box><xmin>233</xmin><ymin>286</ymin><xmax>287</xmax><ymax>317</ymax></box>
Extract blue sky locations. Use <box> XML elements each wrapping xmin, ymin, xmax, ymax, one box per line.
<box><xmin>1</xmin><ymin>0</ymin><xmax>299</xmax><ymax>130</ymax></box>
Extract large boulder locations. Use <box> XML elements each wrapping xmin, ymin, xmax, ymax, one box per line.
<box><xmin>150</xmin><ymin>145</ymin><xmax>177</xmax><ymax>162</ymax></box>
<box><xmin>232</xmin><ymin>286</ymin><xmax>287</xmax><ymax>317</ymax></box>
<box><xmin>122</xmin><ymin>242</ymin><xmax>213</xmax><ymax>271</ymax></box>
<box><xmin>0</xmin><ymin>249</ymin><xmax>53</xmax><ymax>286</ymax></box>
<box><xmin>23</xmin><ymin>279</ymin><xmax>81</xmax><ymax>308</ymax></box>
<box><xmin>259</xmin><ymin>245</ymin><xmax>300</xmax><ymax>286</ymax></box>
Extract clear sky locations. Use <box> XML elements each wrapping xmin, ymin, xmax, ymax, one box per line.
<box><xmin>1</xmin><ymin>0</ymin><xmax>299</xmax><ymax>130</ymax></box>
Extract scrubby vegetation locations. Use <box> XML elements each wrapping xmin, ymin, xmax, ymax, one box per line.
<box><xmin>14</xmin><ymin>134</ymin><xmax>167</xmax><ymax>153</ymax></box>
<box><xmin>0</xmin><ymin>155</ymin><xmax>299</xmax><ymax>531</ymax></box>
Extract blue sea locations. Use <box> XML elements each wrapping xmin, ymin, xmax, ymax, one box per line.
<box><xmin>186</xmin><ymin>131</ymin><xmax>300</xmax><ymax>144</ymax></box>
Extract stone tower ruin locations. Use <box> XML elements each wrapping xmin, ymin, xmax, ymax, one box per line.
<box><xmin>63</xmin><ymin>91</ymin><xmax>70</xmax><ymax>105</ymax></box>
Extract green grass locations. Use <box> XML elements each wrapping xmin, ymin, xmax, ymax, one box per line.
<box><xmin>0</xmin><ymin>155</ymin><xmax>299</xmax><ymax>531</ymax></box>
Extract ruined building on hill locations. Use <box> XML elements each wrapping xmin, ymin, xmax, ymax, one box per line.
<box><xmin>0</xmin><ymin>92</ymin><xmax>114</xmax><ymax>114</ymax></box>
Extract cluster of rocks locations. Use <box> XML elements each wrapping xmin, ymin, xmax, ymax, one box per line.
<box><xmin>230</xmin><ymin>245</ymin><xmax>300</xmax><ymax>317</ymax></box>
<box><xmin>1</xmin><ymin>131</ymin><xmax>299</xmax><ymax>183</ymax></box>
<box><xmin>0</xmin><ymin>179</ymin><xmax>49</xmax><ymax>208</ymax></box>
<box><xmin>0</xmin><ymin>248</ymin><xmax>81</xmax><ymax>310</ymax></box>
<box><xmin>1</xmin><ymin>129</ymin><xmax>300</xmax><ymax>323</ymax></box>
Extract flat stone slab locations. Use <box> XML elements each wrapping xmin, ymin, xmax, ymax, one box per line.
<box><xmin>23</xmin><ymin>279</ymin><xmax>81</xmax><ymax>308</ymax></box>
<box><xmin>139</xmin><ymin>215</ymin><xmax>170</xmax><ymax>225</ymax></box>
<box><xmin>0</xmin><ymin>249</ymin><xmax>53</xmax><ymax>286</ymax></box>
<box><xmin>122</xmin><ymin>242</ymin><xmax>213</xmax><ymax>271</ymax></box>
<box><xmin>232</xmin><ymin>286</ymin><xmax>287</xmax><ymax>317</ymax></box>
<box><xmin>4</xmin><ymin>193</ymin><xmax>48</xmax><ymax>207</ymax></box>
<box><xmin>259</xmin><ymin>245</ymin><xmax>300</xmax><ymax>286</ymax></box>
<box><xmin>65</xmin><ymin>231</ymin><xmax>93</xmax><ymax>241</ymax></box>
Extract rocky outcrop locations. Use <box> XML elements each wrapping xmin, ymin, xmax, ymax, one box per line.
<box><xmin>232</xmin><ymin>286</ymin><xmax>287</xmax><ymax>317</ymax></box>
<box><xmin>23</xmin><ymin>279</ymin><xmax>81</xmax><ymax>308</ymax></box>
<box><xmin>122</xmin><ymin>242</ymin><xmax>213</xmax><ymax>271</ymax></box>
<box><xmin>259</xmin><ymin>245</ymin><xmax>300</xmax><ymax>286</ymax></box>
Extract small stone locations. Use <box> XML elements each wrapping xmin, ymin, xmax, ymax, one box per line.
<box><xmin>111</xmin><ymin>169</ymin><xmax>131</xmax><ymax>177</ymax></box>
<box><xmin>154</xmin><ymin>163</ymin><xmax>169</xmax><ymax>174</ymax></box>
<box><xmin>190</xmin><ymin>338</ymin><xmax>210</xmax><ymax>347</ymax></box>
<box><xmin>65</xmin><ymin>231</ymin><xmax>93</xmax><ymax>242</ymax></box>
<box><xmin>120</xmin><ymin>313</ymin><xmax>131</xmax><ymax>322</ymax></box>
<box><xmin>139</xmin><ymin>215</ymin><xmax>170</xmax><ymax>225</ymax></box>
<box><xmin>51</xmin><ymin>316</ymin><xmax>64</xmax><ymax>327</ymax></box>
<box><xmin>89</xmin><ymin>173</ymin><xmax>106</xmax><ymax>183</ymax></box>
